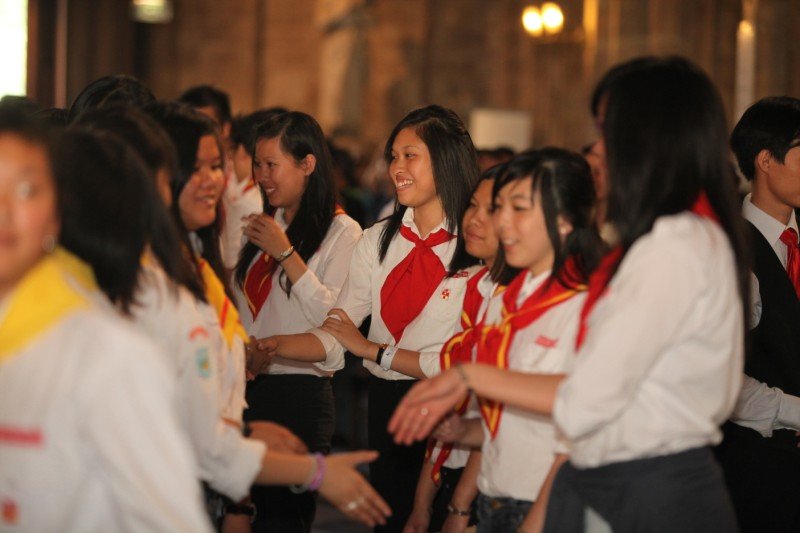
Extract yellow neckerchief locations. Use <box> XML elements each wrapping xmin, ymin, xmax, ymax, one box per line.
<box><xmin>0</xmin><ymin>249</ymin><xmax>90</xmax><ymax>361</ymax></box>
<box><xmin>197</xmin><ymin>258</ymin><xmax>247</xmax><ymax>348</ymax></box>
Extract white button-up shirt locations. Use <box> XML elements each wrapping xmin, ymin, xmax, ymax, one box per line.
<box><xmin>0</xmin><ymin>305</ymin><xmax>211</xmax><ymax>532</ymax></box>
<box><xmin>554</xmin><ymin>212</ymin><xmax>743</xmax><ymax>468</ymax></box>
<box><xmin>478</xmin><ymin>270</ymin><xmax>584</xmax><ymax>500</ymax></box>
<box><xmin>732</xmin><ymin>194</ymin><xmax>800</xmax><ymax>436</ymax></box>
<box><xmin>311</xmin><ymin>208</ymin><xmax>471</xmax><ymax>379</ymax></box>
<box><xmin>234</xmin><ymin>208</ymin><xmax>362</xmax><ymax>376</ymax></box>
<box><xmin>133</xmin><ymin>262</ymin><xmax>265</xmax><ymax>501</ymax></box>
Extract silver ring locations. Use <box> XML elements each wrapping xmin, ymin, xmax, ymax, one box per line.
<box><xmin>420</xmin><ymin>407</ymin><xmax>429</xmax><ymax>416</ymax></box>
<box><xmin>345</xmin><ymin>500</ymin><xmax>359</xmax><ymax>511</ymax></box>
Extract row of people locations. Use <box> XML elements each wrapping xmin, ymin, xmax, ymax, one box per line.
<box><xmin>3</xmin><ymin>53</ymin><xmax>800</xmax><ymax>533</ymax></box>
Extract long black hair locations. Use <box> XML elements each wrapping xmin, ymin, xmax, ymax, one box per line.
<box><xmin>234</xmin><ymin>111</ymin><xmax>337</xmax><ymax>295</ymax></box>
<box><xmin>74</xmin><ymin>106</ymin><xmax>206</xmax><ymax>303</ymax></box>
<box><xmin>149</xmin><ymin>101</ymin><xmax>229</xmax><ymax>296</ymax></box>
<box><xmin>491</xmin><ymin>149</ymin><xmax>603</xmax><ymax>287</ymax></box>
<box><xmin>379</xmin><ymin>105</ymin><xmax>479</xmax><ymax>273</ymax></box>
<box><xmin>55</xmin><ymin>129</ymin><xmax>161</xmax><ymax>314</ymax></box>
<box><xmin>601</xmin><ymin>56</ymin><xmax>749</xmax><ymax>304</ymax></box>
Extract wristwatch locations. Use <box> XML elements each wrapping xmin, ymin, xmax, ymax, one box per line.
<box><xmin>225</xmin><ymin>502</ymin><xmax>257</xmax><ymax>523</ymax></box>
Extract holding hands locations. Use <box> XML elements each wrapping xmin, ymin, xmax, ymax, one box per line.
<box><xmin>321</xmin><ymin>308</ymin><xmax>375</xmax><ymax>359</ymax></box>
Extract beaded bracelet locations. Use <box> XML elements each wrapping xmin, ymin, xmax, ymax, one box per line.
<box><xmin>290</xmin><ymin>453</ymin><xmax>326</xmax><ymax>493</ymax></box>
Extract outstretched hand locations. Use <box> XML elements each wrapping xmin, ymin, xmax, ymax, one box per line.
<box><xmin>320</xmin><ymin>451</ymin><xmax>392</xmax><ymax>527</ymax></box>
<box><xmin>388</xmin><ymin>368</ymin><xmax>470</xmax><ymax>445</ymax></box>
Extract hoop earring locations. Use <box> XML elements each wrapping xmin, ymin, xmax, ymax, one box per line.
<box><xmin>42</xmin><ymin>234</ymin><xmax>57</xmax><ymax>253</ymax></box>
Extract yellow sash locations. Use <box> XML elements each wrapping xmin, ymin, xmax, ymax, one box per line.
<box><xmin>197</xmin><ymin>259</ymin><xmax>247</xmax><ymax>348</ymax></box>
<box><xmin>0</xmin><ymin>249</ymin><xmax>89</xmax><ymax>361</ymax></box>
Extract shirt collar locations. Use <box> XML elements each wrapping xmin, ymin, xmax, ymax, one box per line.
<box><xmin>477</xmin><ymin>269</ymin><xmax>496</xmax><ymax>299</ymax></box>
<box><xmin>743</xmin><ymin>193</ymin><xmax>798</xmax><ymax>246</ymax></box>
<box><xmin>401</xmin><ymin>207</ymin><xmax>453</xmax><ymax>239</ymax></box>
<box><xmin>517</xmin><ymin>269</ymin><xmax>552</xmax><ymax>306</ymax></box>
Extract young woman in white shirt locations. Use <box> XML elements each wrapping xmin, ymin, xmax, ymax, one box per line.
<box><xmin>403</xmin><ymin>164</ymin><xmax>509</xmax><ymax>533</ymax></box>
<box><xmin>232</xmin><ymin>110</ymin><xmax>362</xmax><ymax>532</ymax></box>
<box><xmin>390</xmin><ymin>57</ymin><xmax>749</xmax><ymax>533</ymax></box>
<box><xmin>53</xmin><ymin>119</ymin><xmax>391</xmax><ymax>529</ymax></box>
<box><xmin>423</xmin><ymin>149</ymin><xmax>601</xmax><ymax>533</ymax></box>
<box><xmin>152</xmin><ymin>102</ymin><xmax>249</xmax><ymax>427</ymax></box>
<box><xmin>256</xmin><ymin>105</ymin><xmax>480</xmax><ymax>531</ymax></box>
<box><xmin>0</xmin><ymin>103</ymin><xmax>212</xmax><ymax>532</ymax></box>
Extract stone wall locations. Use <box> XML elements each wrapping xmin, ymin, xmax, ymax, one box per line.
<box><xmin>54</xmin><ymin>0</ymin><xmax>798</xmax><ymax>154</ymax></box>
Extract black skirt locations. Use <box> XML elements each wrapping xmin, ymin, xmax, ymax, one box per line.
<box><xmin>244</xmin><ymin>373</ymin><xmax>335</xmax><ymax>533</ymax></box>
<box><xmin>543</xmin><ymin>447</ymin><xmax>738</xmax><ymax>533</ymax></box>
<box><xmin>368</xmin><ymin>375</ymin><xmax>428</xmax><ymax>533</ymax></box>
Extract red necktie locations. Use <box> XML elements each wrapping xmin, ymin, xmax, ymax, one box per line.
<box><xmin>780</xmin><ymin>227</ymin><xmax>800</xmax><ymax>299</ymax></box>
<box><xmin>380</xmin><ymin>225</ymin><xmax>454</xmax><ymax>342</ymax></box>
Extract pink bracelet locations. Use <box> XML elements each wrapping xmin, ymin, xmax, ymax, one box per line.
<box><xmin>307</xmin><ymin>453</ymin><xmax>327</xmax><ymax>491</ymax></box>
<box><xmin>290</xmin><ymin>453</ymin><xmax>326</xmax><ymax>493</ymax></box>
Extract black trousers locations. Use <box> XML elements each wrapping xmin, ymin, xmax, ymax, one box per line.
<box><xmin>544</xmin><ymin>447</ymin><xmax>737</xmax><ymax>533</ymax></box>
<box><xmin>716</xmin><ymin>423</ymin><xmax>800</xmax><ymax>533</ymax></box>
<box><xmin>244</xmin><ymin>373</ymin><xmax>335</xmax><ymax>533</ymax></box>
<box><xmin>368</xmin><ymin>376</ymin><xmax>427</xmax><ymax>533</ymax></box>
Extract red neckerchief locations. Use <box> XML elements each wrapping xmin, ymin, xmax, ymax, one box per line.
<box><xmin>476</xmin><ymin>264</ymin><xmax>585</xmax><ymax>438</ymax></box>
<box><xmin>429</xmin><ymin>268</ymin><xmax>502</xmax><ymax>484</ymax></box>
<box><xmin>243</xmin><ymin>206</ymin><xmax>346</xmax><ymax>320</ymax></box>
<box><xmin>380</xmin><ymin>224</ymin><xmax>454</xmax><ymax>342</ymax></box>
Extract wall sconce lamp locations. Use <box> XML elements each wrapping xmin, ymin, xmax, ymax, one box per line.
<box><xmin>522</xmin><ymin>3</ymin><xmax>565</xmax><ymax>37</ymax></box>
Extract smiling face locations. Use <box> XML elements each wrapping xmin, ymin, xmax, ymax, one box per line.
<box><xmin>252</xmin><ymin>136</ymin><xmax>309</xmax><ymax>214</ymax></box>
<box><xmin>462</xmin><ymin>179</ymin><xmax>498</xmax><ymax>264</ymax></box>
<box><xmin>389</xmin><ymin>127</ymin><xmax>438</xmax><ymax>212</ymax></box>
<box><xmin>0</xmin><ymin>133</ymin><xmax>59</xmax><ymax>298</ymax></box>
<box><xmin>492</xmin><ymin>177</ymin><xmax>554</xmax><ymax>276</ymax></box>
<box><xmin>178</xmin><ymin>134</ymin><xmax>224</xmax><ymax>231</ymax></box>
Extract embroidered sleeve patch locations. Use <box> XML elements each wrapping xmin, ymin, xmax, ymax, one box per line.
<box><xmin>195</xmin><ymin>347</ymin><xmax>212</xmax><ymax>378</ymax></box>
<box><xmin>535</xmin><ymin>335</ymin><xmax>558</xmax><ymax>348</ymax></box>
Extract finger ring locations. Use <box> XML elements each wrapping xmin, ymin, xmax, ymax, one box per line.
<box><xmin>420</xmin><ymin>407</ymin><xmax>429</xmax><ymax>416</ymax></box>
<box><xmin>345</xmin><ymin>500</ymin><xmax>359</xmax><ymax>511</ymax></box>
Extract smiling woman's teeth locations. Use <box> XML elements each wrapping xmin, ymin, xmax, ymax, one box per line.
<box><xmin>396</xmin><ymin>179</ymin><xmax>413</xmax><ymax>190</ymax></box>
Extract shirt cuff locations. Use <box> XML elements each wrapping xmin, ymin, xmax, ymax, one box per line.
<box><xmin>419</xmin><ymin>351</ymin><xmax>442</xmax><ymax>378</ymax></box>
<box><xmin>308</xmin><ymin>328</ymin><xmax>345</xmax><ymax>372</ymax></box>
<box><xmin>210</xmin><ymin>437</ymin><xmax>266</xmax><ymax>502</ymax></box>
<box><xmin>777</xmin><ymin>393</ymin><xmax>800</xmax><ymax>432</ymax></box>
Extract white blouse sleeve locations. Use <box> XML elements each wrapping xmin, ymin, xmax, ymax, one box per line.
<box><xmin>554</xmin><ymin>237</ymin><xmax>709</xmax><ymax>440</ymax></box>
<box><xmin>290</xmin><ymin>218</ymin><xmax>363</xmax><ymax>326</ymax></box>
<box><xmin>732</xmin><ymin>375</ymin><xmax>800</xmax><ymax>436</ymax></box>
<box><xmin>311</xmin><ymin>227</ymin><xmax>377</xmax><ymax>372</ymax></box>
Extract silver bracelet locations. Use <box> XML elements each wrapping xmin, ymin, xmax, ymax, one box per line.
<box><xmin>379</xmin><ymin>345</ymin><xmax>398</xmax><ymax>371</ymax></box>
<box><xmin>274</xmin><ymin>245</ymin><xmax>295</xmax><ymax>263</ymax></box>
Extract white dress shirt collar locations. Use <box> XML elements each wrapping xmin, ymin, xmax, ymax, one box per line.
<box><xmin>743</xmin><ymin>193</ymin><xmax>798</xmax><ymax>247</ymax></box>
<box><xmin>401</xmin><ymin>207</ymin><xmax>454</xmax><ymax>239</ymax></box>
<box><xmin>517</xmin><ymin>269</ymin><xmax>553</xmax><ymax>306</ymax></box>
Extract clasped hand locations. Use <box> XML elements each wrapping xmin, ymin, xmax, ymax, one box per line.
<box><xmin>242</xmin><ymin>214</ymin><xmax>291</xmax><ymax>258</ymax></box>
